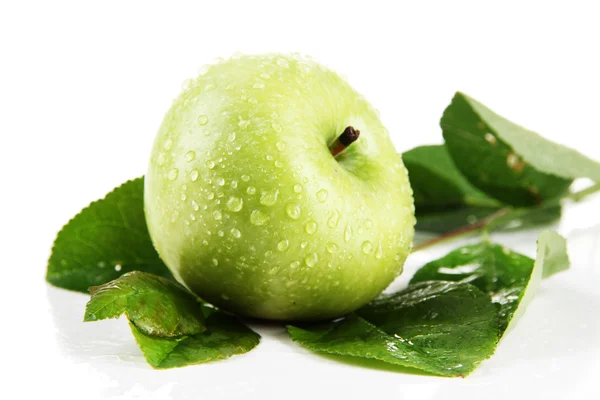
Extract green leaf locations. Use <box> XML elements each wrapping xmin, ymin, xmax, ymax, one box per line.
<box><xmin>84</xmin><ymin>271</ymin><xmax>205</xmax><ymax>337</ymax></box>
<box><xmin>410</xmin><ymin>231</ymin><xmax>569</xmax><ymax>334</ymax></box>
<box><xmin>130</xmin><ymin>307</ymin><xmax>260</xmax><ymax>369</ymax></box>
<box><xmin>441</xmin><ymin>92</ymin><xmax>576</xmax><ymax>206</ymax></box>
<box><xmin>414</xmin><ymin>206</ymin><xmax>498</xmax><ymax>233</ymax></box>
<box><xmin>403</xmin><ymin>145</ymin><xmax>500</xmax><ymax>212</ymax></box>
<box><xmin>504</xmin><ymin>230</ymin><xmax>570</xmax><ymax>334</ymax></box>
<box><xmin>47</xmin><ymin>177</ymin><xmax>172</xmax><ymax>292</ymax></box>
<box><xmin>289</xmin><ymin>281</ymin><xmax>498</xmax><ymax>377</ymax></box>
<box><xmin>538</xmin><ymin>230</ymin><xmax>570</xmax><ymax>278</ymax></box>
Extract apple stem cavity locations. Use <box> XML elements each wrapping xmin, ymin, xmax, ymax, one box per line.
<box><xmin>329</xmin><ymin>126</ymin><xmax>360</xmax><ymax>157</ymax></box>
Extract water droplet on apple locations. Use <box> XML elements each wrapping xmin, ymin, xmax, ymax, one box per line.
<box><xmin>167</xmin><ymin>168</ymin><xmax>179</xmax><ymax>181</ymax></box>
<box><xmin>184</xmin><ymin>151</ymin><xmax>196</xmax><ymax>162</ymax></box>
<box><xmin>250</xmin><ymin>210</ymin><xmax>269</xmax><ymax>226</ymax></box>
<box><xmin>394</xmin><ymin>254</ymin><xmax>402</xmax><ymax>261</ymax></box>
<box><xmin>276</xmin><ymin>142</ymin><xmax>286</xmax><ymax>152</ymax></box>
<box><xmin>328</xmin><ymin>209</ymin><xmax>340</xmax><ymax>228</ymax></box>
<box><xmin>189</xmin><ymin>213</ymin><xmax>196</xmax><ymax>221</ymax></box>
<box><xmin>293</xmin><ymin>184</ymin><xmax>303</xmax><ymax>193</ymax></box>
<box><xmin>213</xmin><ymin>210</ymin><xmax>222</xmax><ymax>220</ymax></box>
<box><xmin>191</xmin><ymin>200</ymin><xmax>199</xmax><ymax>211</ymax></box>
<box><xmin>247</xmin><ymin>186</ymin><xmax>256</xmax><ymax>195</ymax></box>
<box><xmin>230</xmin><ymin>180</ymin><xmax>238</xmax><ymax>189</ymax></box>
<box><xmin>206</xmin><ymin>191</ymin><xmax>215</xmax><ymax>200</ymax></box>
<box><xmin>316</xmin><ymin>189</ymin><xmax>328</xmax><ymax>203</ymax></box>
<box><xmin>180</xmin><ymin>193</ymin><xmax>187</xmax><ymax>201</ymax></box>
<box><xmin>260</xmin><ymin>189</ymin><xmax>279</xmax><ymax>206</ymax></box>
<box><xmin>305</xmin><ymin>220</ymin><xmax>317</xmax><ymax>234</ymax></box>
<box><xmin>301</xmin><ymin>241</ymin><xmax>308</xmax><ymax>248</ymax></box>
<box><xmin>326</xmin><ymin>243</ymin><xmax>338</xmax><ymax>253</ymax></box>
<box><xmin>217</xmin><ymin>178</ymin><xmax>225</xmax><ymax>186</ymax></box>
<box><xmin>157</xmin><ymin>153</ymin><xmax>166</xmax><ymax>166</ymax></box>
<box><xmin>272</xmin><ymin>123</ymin><xmax>283</xmax><ymax>133</ymax></box>
<box><xmin>365</xmin><ymin>219</ymin><xmax>373</xmax><ymax>229</ymax></box>
<box><xmin>163</xmin><ymin>138</ymin><xmax>173</xmax><ymax>150</ymax></box>
<box><xmin>275</xmin><ymin>160</ymin><xmax>283</xmax><ymax>168</ymax></box>
<box><xmin>228</xmin><ymin>132</ymin><xmax>236</xmax><ymax>142</ymax></box>
<box><xmin>190</xmin><ymin>169</ymin><xmax>199</xmax><ymax>181</ymax></box>
<box><xmin>304</xmin><ymin>253</ymin><xmax>319</xmax><ymax>267</ymax></box>
<box><xmin>285</xmin><ymin>202</ymin><xmax>301</xmax><ymax>219</ymax></box>
<box><xmin>361</xmin><ymin>241</ymin><xmax>373</xmax><ymax>255</ymax></box>
<box><xmin>198</xmin><ymin>114</ymin><xmax>209</xmax><ymax>125</ymax></box>
<box><xmin>203</xmin><ymin>128</ymin><xmax>211</xmax><ymax>136</ymax></box>
<box><xmin>277</xmin><ymin>239</ymin><xmax>289</xmax><ymax>251</ymax></box>
<box><xmin>253</xmin><ymin>82</ymin><xmax>265</xmax><ymax>89</ymax></box>
<box><xmin>344</xmin><ymin>224</ymin><xmax>352</xmax><ymax>242</ymax></box>
<box><xmin>206</xmin><ymin>160</ymin><xmax>215</xmax><ymax>169</ymax></box>
<box><xmin>375</xmin><ymin>241</ymin><xmax>383</xmax><ymax>259</ymax></box>
<box><xmin>290</xmin><ymin>261</ymin><xmax>300</xmax><ymax>269</ymax></box>
<box><xmin>276</xmin><ymin>58</ymin><xmax>290</xmax><ymax>68</ymax></box>
<box><xmin>170</xmin><ymin>210</ymin><xmax>180</xmax><ymax>222</ymax></box>
<box><xmin>231</xmin><ymin>228</ymin><xmax>241</xmax><ymax>238</ymax></box>
<box><xmin>226</xmin><ymin>196</ymin><xmax>243</xmax><ymax>212</ymax></box>
<box><xmin>217</xmin><ymin>230</ymin><xmax>224</xmax><ymax>237</ymax></box>
<box><xmin>266</xmin><ymin>154</ymin><xmax>273</xmax><ymax>161</ymax></box>
<box><xmin>241</xmin><ymin>175</ymin><xmax>250</xmax><ymax>182</ymax></box>
<box><xmin>212</xmin><ymin>258</ymin><xmax>219</xmax><ymax>266</ymax></box>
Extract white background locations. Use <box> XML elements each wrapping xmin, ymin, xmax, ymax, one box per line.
<box><xmin>1</xmin><ymin>1</ymin><xmax>600</xmax><ymax>399</ymax></box>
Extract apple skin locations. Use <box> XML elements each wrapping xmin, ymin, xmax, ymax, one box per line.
<box><xmin>145</xmin><ymin>54</ymin><xmax>415</xmax><ymax>321</ymax></box>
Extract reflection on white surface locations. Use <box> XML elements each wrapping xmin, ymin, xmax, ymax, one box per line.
<box><xmin>46</xmin><ymin>218</ymin><xmax>600</xmax><ymax>400</ymax></box>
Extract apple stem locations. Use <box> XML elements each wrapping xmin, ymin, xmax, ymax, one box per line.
<box><xmin>329</xmin><ymin>126</ymin><xmax>360</xmax><ymax>157</ymax></box>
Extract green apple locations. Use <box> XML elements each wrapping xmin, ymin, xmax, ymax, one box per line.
<box><xmin>144</xmin><ymin>54</ymin><xmax>415</xmax><ymax>321</ymax></box>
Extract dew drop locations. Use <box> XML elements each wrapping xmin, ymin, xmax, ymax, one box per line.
<box><xmin>301</xmin><ymin>241</ymin><xmax>308</xmax><ymax>249</ymax></box>
<box><xmin>285</xmin><ymin>202</ymin><xmax>301</xmax><ymax>219</ymax></box>
<box><xmin>163</xmin><ymin>138</ymin><xmax>173</xmax><ymax>150</ymax></box>
<box><xmin>206</xmin><ymin>191</ymin><xmax>215</xmax><ymax>200</ymax></box>
<box><xmin>114</xmin><ymin>264</ymin><xmax>122</xmax><ymax>272</ymax></box>
<box><xmin>276</xmin><ymin>142</ymin><xmax>286</xmax><ymax>152</ymax></box>
<box><xmin>250</xmin><ymin>210</ymin><xmax>269</xmax><ymax>226</ymax></box>
<box><xmin>344</xmin><ymin>224</ymin><xmax>353</xmax><ymax>242</ymax></box>
<box><xmin>241</xmin><ymin>175</ymin><xmax>250</xmax><ymax>182</ymax></box>
<box><xmin>253</xmin><ymin>82</ymin><xmax>265</xmax><ymax>89</ymax></box>
<box><xmin>328</xmin><ymin>209</ymin><xmax>341</xmax><ymax>228</ymax></box>
<box><xmin>266</xmin><ymin>154</ymin><xmax>273</xmax><ymax>161</ymax></box>
<box><xmin>260</xmin><ymin>189</ymin><xmax>279</xmax><ymax>206</ymax></box>
<box><xmin>260</xmin><ymin>72</ymin><xmax>271</xmax><ymax>79</ymax></box>
<box><xmin>203</xmin><ymin>128</ymin><xmax>211</xmax><ymax>136</ymax></box>
<box><xmin>247</xmin><ymin>186</ymin><xmax>256</xmax><ymax>195</ymax></box>
<box><xmin>276</xmin><ymin>58</ymin><xmax>290</xmax><ymax>68</ymax></box>
<box><xmin>275</xmin><ymin>160</ymin><xmax>283</xmax><ymax>168</ymax></box>
<box><xmin>185</xmin><ymin>151</ymin><xmax>196</xmax><ymax>162</ymax></box>
<box><xmin>180</xmin><ymin>193</ymin><xmax>187</xmax><ymax>201</ymax></box>
<box><xmin>207</xmin><ymin>160</ymin><xmax>215</xmax><ymax>169</ymax></box>
<box><xmin>167</xmin><ymin>168</ymin><xmax>179</xmax><ymax>181</ymax></box>
<box><xmin>191</xmin><ymin>200</ymin><xmax>199</xmax><ymax>211</ymax></box>
<box><xmin>484</xmin><ymin>133</ymin><xmax>497</xmax><ymax>145</ymax></box>
<box><xmin>326</xmin><ymin>243</ymin><xmax>338</xmax><ymax>254</ymax></box>
<box><xmin>375</xmin><ymin>241</ymin><xmax>383</xmax><ymax>259</ymax></box>
<box><xmin>290</xmin><ymin>261</ymin><xmax>300</xmax><ymax>269</ymax></box>
<box><xmin>316</xmin><ymin>189</ymin><xmax>328</xmax><ymax>203</ymax></box>
<box><xmin>190</xmin><ymin>169</ymin><xmax>199</xmax><ymax>181</ymax></box>
<box><xmin>213</xmin><ymin>210</ymin><xmax>222</xmax><ymax>220</ymax></box>
<box><xmin>277</xmin><ymin>239</ymin><xmax>290</xmax><ymax>252</ymax></box>
<box><xmin>362</xmin><ymin>241</ymin><xmax>373</xmax><ymax>254</ymax></box>
<box><xmin>304</xmin><ymin>253</ymin><xmax>319</xmax><ymax>267</ymax></box>
<box><xmin>157</xmin><ymin>153</ymin><xmax>166</xmax><ymax>166</ymax></box>
<box><xmin>212</xmin><ymin>258</ymin><xmax>219</xmax><ymax>266</ymax></box>
<box><xmin>198</xmin><ymin>114</ymin><xmax>209</xmax><ymax>125</ymax></box>
<box><xmin>226</xmin><ymin>196</ymin><xmax>243</xmax><ymax>212</ymax></box>
<box><xmin>228</xmin><ymin>132</ymin><xmax>237</xmax><ymax>142</ymax></box>
<box><xmin>217</xmin><ymin>178</ymin><xmax>225</xmax><ymax>186</ymax></box>
<box><xmin>305</xmin><ymin>220</ymin><xmax>317</xmax><ymax>234</ymax></box>
<box><xmin>218</xmin><ymin>230</ymin><xmax>224</xmax><ymax>237</ymax></box>
<box><xmin>293</xmin><ymin>184</ymin><xmax>303</xmax><ymax>193</ymax></box>
<box><xmin>230</xmin><ymin>180</ymin><xmax>238</xmax><ymax>189</ymax></box>
<box><xmin>365</xmin><ymin>219</ymin><xmax>373</xmax><ymax>229</ymax></box>
<box><xmin>272</xmin><ymin>123</ymin><xmax>283</xmax><ymax>133</ymax></box>
<box><xmin>231</xmin><ymin>228</ymin><xmax>241</xmax><ymax>239</ymax></box>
